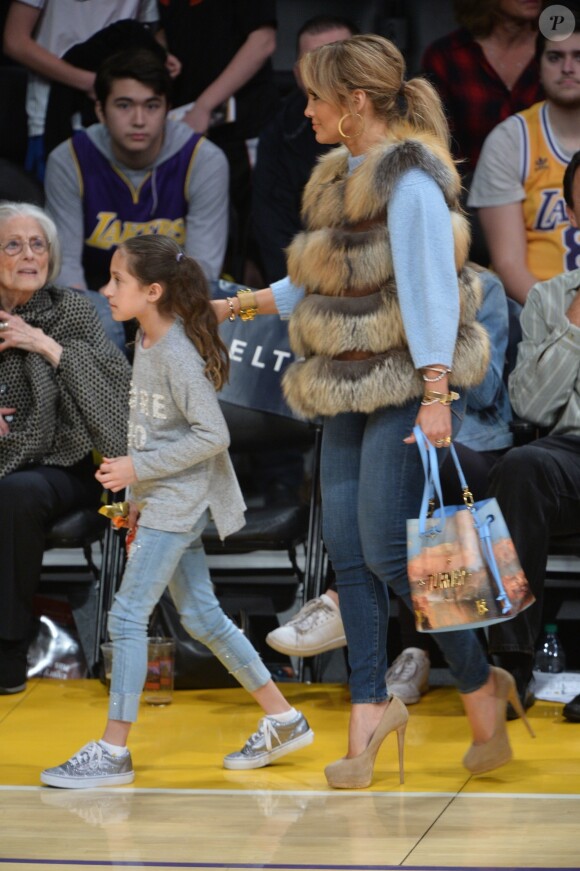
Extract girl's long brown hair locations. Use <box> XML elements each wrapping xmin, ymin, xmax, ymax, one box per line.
<box><xmin>119</xmin><ymin>235</ymin><xmax>230</xmax><ymax>390</ymax></box>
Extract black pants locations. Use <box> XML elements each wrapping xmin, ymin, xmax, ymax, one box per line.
<box><xmin>0</xmin><ymin>456</ymin><xmax>101</xmax><ymax>642</ymax></box>
<box><xmin>487</xmin><ymin>435</ymin><xmax>580</xmax><ymax>657</ymax></box>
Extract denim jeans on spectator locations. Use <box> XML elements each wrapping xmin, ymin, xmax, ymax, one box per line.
<box><xmin>107</xmin><ymin>511</ymin><xmax>271</xmax><ymax>722</ymax></box>
<box><xmin>320</xmin><ymin>398</ymin><xmax>490</xmax><ymax>704</ymax></box>
<box><xmin>487</xmin><ymin>435</ymin><xmax>580</xmax><ymax>658</ymax></box>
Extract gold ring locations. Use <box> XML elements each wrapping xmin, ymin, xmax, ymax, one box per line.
<box><xmin>435</xmin><ymin>436</ymin><xmax>452</xmax><ymax>447</ymax></box>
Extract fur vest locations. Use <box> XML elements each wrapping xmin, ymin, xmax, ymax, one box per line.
<box><xmin>281</xmin><ymin>132</ymin><xmax>489</xmax><ymax>419</ymax></box>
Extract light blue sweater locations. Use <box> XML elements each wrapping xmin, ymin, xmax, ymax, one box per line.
<box><xmin>271</xmin><ymin>164</ymin><xmax>460</xmax><ymax>370</ymax></box>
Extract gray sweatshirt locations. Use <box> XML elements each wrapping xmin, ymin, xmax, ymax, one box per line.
<box><xmin>129</xmin><ymin>318</ymin><xmax>245</xmax><ymax>537</ymax></box>
<box><xmin>45</xmin><ymin>120</ymin><xmax>229</xmax><ymax>288</ymax></box>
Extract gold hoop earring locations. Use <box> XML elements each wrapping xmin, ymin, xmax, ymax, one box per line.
<box><xmin>338</xmin><ymin>112</ymin><xmax>364</xmax><ymax>139</ymax></box>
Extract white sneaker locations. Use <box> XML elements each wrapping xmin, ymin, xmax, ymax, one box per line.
<box><xmin>386</xmin><ymin>648</ymin><xmax>430</xmax><ymax>704</ymax></box>
<box><xmin>266</xmin><ymin>594</ymin><xmax>346</xmax><ymax>657</ymax></box>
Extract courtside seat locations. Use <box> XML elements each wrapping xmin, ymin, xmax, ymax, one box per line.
<box><xmin>202</xmin><ymin>402</ymin><xmax>325</xmax><ymax>661</ymax></box>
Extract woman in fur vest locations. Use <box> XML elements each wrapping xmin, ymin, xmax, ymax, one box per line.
<box><xmin>214</xmin><ymin>34</ymin><xmax>531</xmax><ymax>787</ymax></box>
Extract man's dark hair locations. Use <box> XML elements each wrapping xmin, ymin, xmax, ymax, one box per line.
<box><xmin>296</xmin><ymin>15</ymin><xmax>358</xmax><ymax>54</ymax></box>
<box><xmin>563</xmin><ymin>150</ymin><xmax>580</xmax><ymax>208</ymax></box>
<box><xmin>536</xmin><ymin>4</ymin><xmax>580</xmax><ymax>62</ymax></box>
<box><xmin>95</xmin><ymin>47</ymin><xmax>172</xmax><ymax>106</ymax></box>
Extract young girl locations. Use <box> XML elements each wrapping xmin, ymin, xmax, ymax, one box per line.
<box><xmin>41</xmin><ymin>235</ymin><xmax>313</xmax><ymax>789</ymax></box>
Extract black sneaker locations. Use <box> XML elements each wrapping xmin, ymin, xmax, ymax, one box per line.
<box><xmin>563</xmin><ymin>693</ymin><xmax>580</xmax><ymax>723</ymax></box>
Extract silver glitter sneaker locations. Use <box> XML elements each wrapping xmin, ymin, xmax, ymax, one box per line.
<box><xmin>223</xmin><ymin>712</ymin><xmax>314</xmax><ymax>770</ymax></box>
<box><xmin>41</xmin><ymin>741</ymin><xmax>135</xmax><ymax>789</ymax></box>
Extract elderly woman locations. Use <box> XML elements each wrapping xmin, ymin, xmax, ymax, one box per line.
<box><xmin>0</xmin><ymin>201</ymin><xmax>131</xmax><ymax>694</ymax></box>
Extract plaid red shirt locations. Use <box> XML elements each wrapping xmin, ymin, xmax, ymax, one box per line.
<box><xmin>422</xmin><ymin>28</ymin><xmax>542</xmax><ymax>179</ymax></box>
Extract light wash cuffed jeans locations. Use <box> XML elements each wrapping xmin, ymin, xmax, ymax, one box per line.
<box><xmin>321</xmin><ymin>398</ymin><xmax>490</xmax><ymax>704</ymax></box>
<box><xmin>107</xmin><ymin>511</ymin><xmax>271</xmax><ymax>722</ymax></box>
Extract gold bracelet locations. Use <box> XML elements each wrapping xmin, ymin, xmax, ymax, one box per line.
<box><xmin>236</xmin><ymin>288</ymin><xmax>259</xmax><ymax>321</ymax></box>
<box><xmin>421</xmin><ymin>390</ymin><xmax>459</xmax><ymax>406</ymax></box>
<box><xmin>226</xmin><ymin>297</ymin><xmax>237</xmax><ymax>321</ymax></box>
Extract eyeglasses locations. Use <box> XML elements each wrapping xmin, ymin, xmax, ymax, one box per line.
<box><xmin>0</xmin><ymin>237</ymin><xmax>49</xmax><ymax>256</ymax></box>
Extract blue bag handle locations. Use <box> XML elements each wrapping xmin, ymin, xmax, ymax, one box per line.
<box><xmin>413</xmin><ymin>425</ymin><xmax>511</xmax><ymax>614</ymax></box>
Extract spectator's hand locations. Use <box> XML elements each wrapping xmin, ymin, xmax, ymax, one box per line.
<box><xmin>96</xmin><ymin>456</ymin><xmax>137</xmax><ymax>493</ymax></box>
<box><xmin>211</xmin><ymin>298</ymin><xmax>232</xmax><ymax>324</ymax></box>
<box><xmin>0</xmin><ymin>310</ymin><xmax>63</xmax><ymax>365</ymax></box>
<box><xmin>183</xmin><ymin>102</ymin><xmax>211</xmax><ymax>134</ymax></box>
<box><xmin>76</xmin><ymin>68</ymin><xmax>96</xmax><ymax>99</ymax></box>
<box><xmin>0</xmin><ymin>407</ymin><xmax>16</xmax><ymax>436</ymax></box>
<box><xmin>165</xmin><ymin>52</ymin><xmax>182</xmax><ymax>78</ymax></box>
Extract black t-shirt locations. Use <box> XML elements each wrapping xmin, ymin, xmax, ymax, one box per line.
<box><xmin>159</xmin><ymin>0</ymin><xmax>278</xmax><ymax>141</ymax></box>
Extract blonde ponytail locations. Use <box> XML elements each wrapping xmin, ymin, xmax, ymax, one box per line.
<box><xmin>397</xmin><ymin>77</ymin><xmax>451</xmax><ymax>149</ymax></box>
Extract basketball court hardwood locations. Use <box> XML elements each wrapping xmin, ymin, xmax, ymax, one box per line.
<box><xmin>1</xmin><ymin>679</ymin><xmax>579</xmax><ymax>870</ymax></box>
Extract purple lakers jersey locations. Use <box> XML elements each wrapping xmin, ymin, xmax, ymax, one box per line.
<box><xmin>70</xmin><ymin>130</ymin><xmax>203</xmax><ymax>288</ymax></box>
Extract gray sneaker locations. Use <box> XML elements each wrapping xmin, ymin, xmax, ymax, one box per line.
<box><xmin>41</xmin><ymin>741</ymin><xmax>135</xmax><ymax>789</ymax></box>
<box><xmin>223</xmin><ymin>712</ymin><xmax>314</xmax><ymax>770</ymax></box>
<box><xmin>386</xmin><ymin>647</ymin><xmax>430</xmax><ymax>705</ymax></box>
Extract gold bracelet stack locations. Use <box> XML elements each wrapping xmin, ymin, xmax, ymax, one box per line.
<box><xmin>421</xmin><ymin>390</ymin><xmax>459</xmax><ymax>406</ymax></box>
<box><xmin>237</xmin><ymin>288</ymin><xmax>259</xmax><ymax>321</ymax></box>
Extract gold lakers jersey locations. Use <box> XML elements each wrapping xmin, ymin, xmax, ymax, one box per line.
<box><xmin>516</xmin><ymin>101</ymin><xmax>580</xmax><ymax>279</ymax></box>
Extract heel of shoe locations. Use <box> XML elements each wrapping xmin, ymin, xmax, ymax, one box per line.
<box><xmin>396</xmin><ymin>722</ymin><xmax>406</xmax><ymax>785</ymax></box>
<box><xmin>506</xmin><ymin>683</ymin><xmax>535</xmax><ymax>738</ymax></box>
<box><xmin>492</xmin><ymin>666</ymin><xmax>535</xmax><ymax>738</ymax></box>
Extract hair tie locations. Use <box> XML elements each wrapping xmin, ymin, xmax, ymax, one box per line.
<box><xmin>176</xmin><ymin>252</ymin><xmax>185</xmax><ymax>262</ymax></box>
<box><xmin>396</xmin><ymin>82</ymin><xmax>407</xmax><ymax>113</ymax></box>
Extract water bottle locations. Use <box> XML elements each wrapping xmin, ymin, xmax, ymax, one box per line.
<box><xmin>534</xmin><ymin>624</ymin><xmax>566</xmax><ymax>673</ymax></box>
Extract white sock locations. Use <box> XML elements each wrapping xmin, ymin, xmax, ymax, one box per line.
<box><xmin>266</xmin><ymin>707</ymin><xmax>299</xmax><ymax>724</ymax></box>
<box><xmin>98</xmin><ymin>739</ymin><xmax>129</xmax><ymax>757</ymax></box>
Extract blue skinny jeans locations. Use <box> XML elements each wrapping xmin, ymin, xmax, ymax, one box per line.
<box><xmin>107</xmin><ymin>512</ymin><xmax>271</xmax><ymax>722</ymax></box>
<box><xmin>320</xmin><ymin>399</ymin><xmax>490</xmax><ymax>704</ymax></box>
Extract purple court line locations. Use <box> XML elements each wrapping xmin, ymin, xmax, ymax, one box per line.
<box><xmin>0</xmin><ymin>861</ymin><xmax>577</xmax><ymax>870</ymax></box>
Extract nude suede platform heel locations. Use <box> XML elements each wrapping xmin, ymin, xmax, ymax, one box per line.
<box><xmin>324</xmin><ymin>695</ymin><xmax>408</xmax><ymax>789</ymax></box>
<box><xmin>463</xmin><ymin>666</ymin><xmax>535</xmax><ymax>776</ymax></box>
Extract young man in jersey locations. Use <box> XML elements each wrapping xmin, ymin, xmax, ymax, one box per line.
<box><xmin>469</xmin><ymin>13</ymin><xmax>580</xmax><ymax>304</ymax></box>
<box><xmin>44</xmin><ymin>47</ymin><xmax>229</xmax><ymax>291</ymax></box>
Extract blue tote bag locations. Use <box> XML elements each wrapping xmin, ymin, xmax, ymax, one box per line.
<box><xmin>407</xmin><ymin>427</ymin><xmax>535</xmax><ymax>632</ymax></box>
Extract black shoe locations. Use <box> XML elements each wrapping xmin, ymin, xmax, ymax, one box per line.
<box><xmin>563</xmin><ymin>693</ymin><xmax>580</xmax><ymax>722</ymax></box>
<box><xmin>0</xmin><ymin>682</ymin><xmax>26</xmax><ymax>695</ymax></box>
<box><xmin>0</xmin><ymin>637</ymin><xmax>28</xmax><ymax>693</ymax></box>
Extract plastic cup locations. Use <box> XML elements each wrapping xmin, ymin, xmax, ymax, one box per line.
<box><xmin>144</xmin><ymin>637</ymin><xmax>175</xmax><ymax>706</ymax></box>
